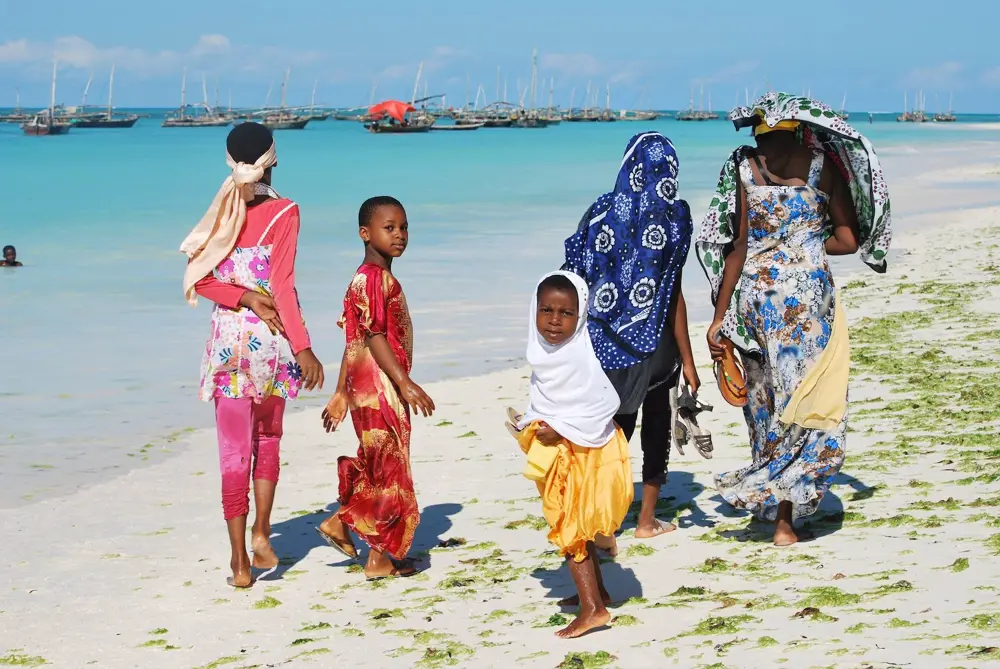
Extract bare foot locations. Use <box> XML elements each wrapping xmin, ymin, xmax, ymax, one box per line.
<box><xmin>594</xmin><ymin>533</ymin><xmax>618</xmax><ymax>557</ymax></box>
<box><xmin>318</xmin><ymin>516</ymin><xmax>358</xmax><ymax>559</ymax></box>
<box><xmin>558</xmin><ymin>590</ymin><xmax>612</xmax><ymax>608</ymax></box>
<box><xmin>251</xmin><ymin>534</ymin><xmax>279</xmax><ymax>569</ymax></box>
<box><xmin>773</xmin><ymin>519</ymin><xmax>799</xmax><ymax>547</ymax></box>
<box><xmin>555</xmin><ymin>609</ymin><xmax>611</xmax><ymax>639</ymax></box>
<box><xmin>634</xmin><ymin>519</ymin><xmax>676</xmax><ymax>539</ymax></box>
<box><xmin>228</xmin><ymin>557</ymin><xmax>253</xmax><ymax>588</ymax></box>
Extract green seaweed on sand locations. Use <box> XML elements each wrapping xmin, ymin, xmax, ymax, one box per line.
<box><xmin>670</xmin><ymin>586</ymin><xmax>708</xmax><ymax>597</ymax></box>
<box><xmin>340</xmin><ymin>628</ymin><xmax>365</xmax><ymax>638</ymax></box>
<box><xmin>695</xmin><ymin>558</ymin><xmax>732</xmax><ymax>574</ymax></box>
<box><xmin>290</xmin><ymin>638</ymin><xmax>316</xmax><ymax>646</ymax></box>
<box><xmin>503</xmin><ymin>515</ymin><xmax>548</xmax><ymax>531</ymax></box>
<box><xmin>758</xmin><ymin>636</ymin><xmax>779</xmax><ymax>647</ymax></box>
<box><xmin>534</xmin><ymin>614</ymin><xmax>569</xmax><ymax>628</ymax></box>
<box><xmin>622</xmin><ymin>596</ymin><xmax>649</xmax><ymax>605</ymax></box>
<box><xmin>962</xmin><ymin>613</ymin><xmax>1000</xmax><ymax>631</ymax></box>
<box><xmin>792</xmin><ymin>607</ymin><xmax>838</xmax><ymax>622</ymax></box>
<box><xmin>148</xmin><ymin>628</ymin><xmax>168</xmax><ymax>635</ymax></box>
<box><xmin>713</xmin><ymin>638</ymin><xmax>747</xmax><ymax>656</ymax></box>
<box><xmin>611</xmin><ymin>615</ymin><xmax>640</xmax><ymax>627</ymax></box>
<box><xmin>139</xmin><ymin>640</ymin><xmax>167</xmax><ymax>648</ymax></box>
<box><xmin>290</xmin><ymin>648</ymin><xmax>331</xmax><ymax>660</ymax></box>
<box><xmin>886</xmin><ymin>618</ymin><xmax>924</xmax><ymax>628</ymax></box>
<box><xmin>434</xmin><ymin>420</ymin><xmax>453</xmax><ymax>427</ymax></box>
<box><xmin>299</xmin><ymin>622</ymin><xmax>331</xmax><ymax>632</ymax></box>
<box><xmin>193</xmin><ymin>657</ymin><xmax>241</xmax><ymax>669</ymax></box>
<box><xmin>414</xmin><ymin>641</ymin><xmax>475</xmax><ymax>667</ymax></box>
<box><xmin>457</xmin><ymin>431</ymin><xmax>478</xmax><ymax>439</ymax></box>
<box><xmin>557</xmin><ymin>651</ymin><xmax>617</xmax><ymax>668</ymax></box>
<box><xmin>948</xmin><ymin>558</ymin><xmax>970</xmax><ymax>573</ymax></box>
<box><xmin>985</xmin><ymin>533</ymin><xmax>1000</xmax><ymax>555</ymax></box>
<box><xmin>484</xmin><ymin>610</ymin><xmax>513</xmax><ymax>621</ymax></box>
<box><xmin>866</xmin><ymin>580</ymin><xmax>914</xmax><ymax>599</ymax></box>
<box><xmin>682</xmin><ymin>615</ymin><xmax>758</xmax><ymax>636</ymax></box>
<box><xmin>0</xmin><ymin>654</ymin><xmax>47</xmax><ymax>667</ymax></box>
<box><xmin>517</xmin><ymin>651</ymin><xmax>550</xmax><ymax>661</ymax></box>
<box><xmin>252</xmin><ymin>596</ymin><xmax>282</xmax><ymax>609</ymax></box>
<box><xmin>845</xmin><ymin>623</ymin><xmax>872</xmax><ymax>634</ymax></box>
<box><xmin>370</xmin><ymin>608</ymin><xmax>404</xmax><ymax>621</ymax></box>
<box><xmin>795</xmin><ymin>587</ymin><xmax>861</xmax><ymax>608</ymax></box>
<box><xmin>625</xmin><ymin>543</ymin><xmax>655</xmax><ymax>558</ymax></box>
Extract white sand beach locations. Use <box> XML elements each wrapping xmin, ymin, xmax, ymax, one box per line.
<box><xmin>4</xmin><ymin>147</ymin><xmax>1000</xmax><ymax>668</ymax></box>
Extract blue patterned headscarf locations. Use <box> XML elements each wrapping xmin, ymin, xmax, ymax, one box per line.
<box><xmin>562</xmin><ymin>132</ymin><xmax>693</xmax><ymax>370</ymax></box>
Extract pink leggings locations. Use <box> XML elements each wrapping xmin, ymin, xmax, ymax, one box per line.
<box><xmin>214</xmin><ymin>396</ymin><xmax>285</xmax><ymax>520</ymax></box>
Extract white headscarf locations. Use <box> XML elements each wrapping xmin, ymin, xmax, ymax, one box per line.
<box><xmin>180</xmin><ymin>143</ymin><xmax>278</xmax><ymax>306</ymax></box>
<box><xmin>517</xmin><ymin>271</ymin><xmax>621</xmax><ymax>448</ymax></box>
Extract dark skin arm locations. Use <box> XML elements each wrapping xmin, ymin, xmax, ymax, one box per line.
<box><xmin>534</xmin><ymin>422</ymin><xmax>563</xmax><ymax>446</ymax></box>
<box><xmin>822</xmin><ymin>163</ymin><xmax>861</xmax><ymax>255</ymax></box>
<box><xmin>707</xmin><ymin>178</ymin><xmax>749</xmax><ymax>360</ymax></box>
<box><xmin>369</xmin><ymin>333</ymin><xmax>435</xmax><ymax>417</ymax></box>
<box><xmin>321</xmin><ymin>348</ymin><xmax>350</xmax><ymax>432</ymax></box>
<box><xmin>666</xmin><ymin>273</ymin><xmax>700</xmax><ymax>392</ymax></box>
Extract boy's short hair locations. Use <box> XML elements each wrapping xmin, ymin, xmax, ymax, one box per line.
<box><xmin>359</xmin><ymin>196</ymin><xmax>404</xmax><ymax>227</ymax></box>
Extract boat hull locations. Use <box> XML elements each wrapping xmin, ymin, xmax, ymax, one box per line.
<box><xmin>74</xmin><ymin>116</ymin><xmax>139</xmax><ymax>128</ymax></box>
<box><xmin>261</xmin><ymin>118</ymin><xmax>310</xmax><ymax>130</ymax></box>
<box><xmin>430</xmin><ymin>123</ymin><xmax>483</xmax><ymax>131</ymax></box>
<box><xmin>162</xmin><ymin>118</ymin><xmax>231</xmax><ymax>127</ymax></box>
<box><xmin>366</xmin><ymin>123</ymin><xmax>433</xmax><ymax>133</ymax></box>
<box><xmin>22</xmin><ymin>122</ymin><xmax>71</xmax><ymax>136</ymax></box>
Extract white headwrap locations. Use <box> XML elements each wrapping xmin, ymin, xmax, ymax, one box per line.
<box><xmin>180</xmin><ymin>142</ymin><xmax>278</xmax><ymax>305</ymax></box>
<box><xmin>518</xmin><ymin>271</ymin><xmax>621</xmax><ymax>448</ymax></box>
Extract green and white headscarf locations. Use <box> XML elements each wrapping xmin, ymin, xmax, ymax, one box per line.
<box><xmin>696</xmin><ymin>92</ymin><xmax>892</xmax><ymax>352</ymax></box>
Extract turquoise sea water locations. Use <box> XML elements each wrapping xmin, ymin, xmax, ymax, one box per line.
<box><xmin>2</xmin><ymin>110</ymin><xmax>999</xmax><ymax>505</ymax></box>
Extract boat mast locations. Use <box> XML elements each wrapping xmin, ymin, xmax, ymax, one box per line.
<box><xmin>369</xmin><ymin>79</ymin><xmax>378</xmax><ymax>106</ymax></box>
<box><xmin>214</xmin><ymin>76</ymin><xmax>220</xmax><ymax>111</ymax></box>
<box><xmin>549</xmin><ymin>77</ymin><xmax>555</xmax><ymax>113</ymax></box>
<box><xmin>265</xmin><ymin>81</ymin><xmax>273</xmax><ymax>108</ymax></box>
<box><xmin>180</xmin><ymin>67</ymin><xmax>187</xmax><ymax>119</ymax></box>
<box><xmin>496</xmin><ymin>66</ymin><xmax>501</xmax><ymax>104</ymax></box>
<box><xmin>202</xmin><ymin>74</ymin><xmax>209</xmax><ymax>110</ymax></box>
<box><xmin>529</xmin><ymin>48</ymin><xmax>538</xmax><ymax>112</ymax></box>
<box><xmin>699</xmin><ymin>84</ymin><xmax>704</xmax><ymax>112</ymax></box>
<box><xmin>107</xmin><ymin>63</ymin><xmax>115</xmax><ymax>120</ymax></box>
<box><xmin>584</xmin><ymin>81</ymin><xmax>591</xmax><ymax>113</ymax></box>
<box><xmin>280</xmin><ymin>68</ymin><xmax>290</xmax><ymax>110</ymax></box>
<box><xmin>50</xmin><ymin>60</ymin><xmax>58</xmax><ymax>119</ymax></box>
<box><xmin>606</xmin><ymin>83</ymin><xmax>611</xmax><ymax>113</ymax></box>
<box><xmin>411</xmin><ymin>61</ymin><xmax>424</xmax><ymax>106</ymax></box>
<box><xmin>311</xmin><ymin>79</ymin><xmax>318</xmax><ymax>114</ymax></box>
<box><xmin>81</xmin><ymin>72</ymin><xmax>93</xmax><ymax>108</ymax></box>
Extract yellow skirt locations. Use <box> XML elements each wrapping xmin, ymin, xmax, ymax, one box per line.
<box><xmin>517</xmin><ymin>422</ymin><xmax>634</xmax><ymax>562</ymax></box>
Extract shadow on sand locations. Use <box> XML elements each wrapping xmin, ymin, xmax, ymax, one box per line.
<box><xmin>262</xmin><ymin>502</ymin><xmax>463</xmax><ymax>581</ymax></box>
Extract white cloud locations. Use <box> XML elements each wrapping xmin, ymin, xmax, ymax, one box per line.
<box><xmin>378</xmin><ymin>45</ymin><xmax>463</xmax><ymax>82</ymax></box>
<box><xmin>0</xmin><ymin>34</ymin><xmax>323</xmax><ymax>80</ymax></box>
<box><xmin>903</xmin><ymin>61</ymin><xmax>962</xmax><ymax>89</ymax></box>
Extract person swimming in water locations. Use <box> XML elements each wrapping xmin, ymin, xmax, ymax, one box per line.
<box><xmin>2</xmin><ymin>245</ymin><xmax>23</xmax><ymax>267</ymax></box>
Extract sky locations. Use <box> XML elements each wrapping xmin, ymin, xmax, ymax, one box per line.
<box><xmin>1</xmin><ymin>0</ymin><xmax>998</xmax><ymax>112</ymax></box>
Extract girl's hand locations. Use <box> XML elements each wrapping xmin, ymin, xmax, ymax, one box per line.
<box><xmin>240</xmin><ymin>292</ymin><xmax>283</xmax><ymax>334</ymax></box>
<box><xmin>322</xmin><ymin>391</ymin><xmax>349</xmax><ymax>432</ymax></box>
<box><xmin>706</xmin><ymin>320</ymin><xmax>726</xmax><ymax>362</ymax></box>
<box><xmin>535</xmin><ymin>421</ymin><xmax>563</xmax><ymax>446</ymax></box>
<box><xmin>400</xmin><ymin>379</ymin><xmax>435</xmax><ymax>417</ymax></box>
<box><xmin>295</xmin><ymin>348</ymin><xmax>325</xmax><ymax>391</ymax></box>
<box><xmin>682</xmin><ymin>363</ymin><xmax>701</xmax><ymax>394</ymax></box>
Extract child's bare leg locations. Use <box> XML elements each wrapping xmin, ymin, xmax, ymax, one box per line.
<box><xmin>250</xmin><ymin>479</ymin><xmax>278</xmax><ymax>569</ymax></box>
<box><xmin>556</xmin><ymin>542</ymin><xmax>611</xmax><ymax>639</ymax></box>
<box><xmin>635</xmin><ymin>481</ymin><xmax>676</xmax><ymax>538</ymax></box>
<box><xmin>559</xmin><ymin>542</ymin><xmax>612</xmax><ymax>607</ymax></box>
<box><xmin>364</xmin><ymin>547</ymin><xmax>417</xmax><ymax>580</ymax></box>
<box><xmin>773</xmin><ymin>501</ymin><xmax>798</xmax><ymax>546</ymax></box>
<box><xmin>226</xmin><ymin>515</ymin><xmax>252</xmax><ymax>587</ymax></box>
<box><xmin>318</xmin><ymin>512</ymin><xmax>358</xmax><ymax>558</ymax></box>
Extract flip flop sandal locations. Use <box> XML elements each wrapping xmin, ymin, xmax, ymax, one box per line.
<box><xmin>669</xmin><ymin>384</ymin><xmax>687</xmax><ymax>456</ymax></box>
<box><xmin>714</xmin><ymin>339</ymin><xmax>748</xmax><ymax>407</ymax></box>
<box><xmin>314</xmin><ymin>526</ymin><xmax>359</xmax><ymax>560</ymax></box>
<box><xmin>506</xmin><ymin>421</ymin><xmax>521</xmax><ymax>439</ymax></box>
<box><xmin>366</xmin><ymin>566</ymin><xmax>420</xmax><ymax>582</ymax></box>
<box><xmin>678</xmin><ymin>385</ymin><xmax>715</xmax><ymax>460</ymax></box>
<box><xmin>506</xmin><ymin>407</ymin><xmax>522</xmax><ymax>424</ymax></box>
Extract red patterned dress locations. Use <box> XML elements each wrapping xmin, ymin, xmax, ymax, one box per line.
<box><xmin>337</xmin><ymin>263</ymin><xmax>418</xmax><ymax>559</ymax></box>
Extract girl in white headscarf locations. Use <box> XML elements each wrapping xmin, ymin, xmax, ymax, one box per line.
<box><xmin>514</xmin><ymin>271</ymin><xmax>634</xmax><ymax>639</ymax></box>
<box><xmin>181</xmin><ymin>122</ymin><xmax>324</xmax><ymax>588</ymax></box>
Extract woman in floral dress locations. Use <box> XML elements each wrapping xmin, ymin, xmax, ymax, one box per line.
<box><xmin>697</xmin><ymin>94</ymin><xmax>892</xmax><ymax>546</ymax></box>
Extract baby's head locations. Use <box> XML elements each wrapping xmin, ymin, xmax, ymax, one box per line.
<box><xmin>358</xmin><ymin>196</ymin><xmax>408</xmax><ymax>258</ymax></box>
<box><xmin>535</xmin><ymin>274</ymin><xmax>580</xmax><ymax>346</ymax></box>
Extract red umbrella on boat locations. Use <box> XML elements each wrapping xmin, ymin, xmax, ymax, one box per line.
<box><xmin>368</xmin><ymin>100</ymin><xmax>415</xmax><ymax>123</ymax></box>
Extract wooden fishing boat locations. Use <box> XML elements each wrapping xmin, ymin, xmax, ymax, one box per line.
<box><xmin>73</xmin><ymin>65</ymin><xmax>139</xmax><ymax>128</ymax></box>
<box><xmin>366</xmin><ymin>119</ymin><xmax>434</xmax><ymax>133</ymax></box>
<box><xmin>430</xmin><ymin>122</ymin><xmax>483</xmax><ymax>131</ymax></box>
<box><xmin>23</xmin><ymin>62</ymin><xmax>71</xmax><ymax>136</ymax></box>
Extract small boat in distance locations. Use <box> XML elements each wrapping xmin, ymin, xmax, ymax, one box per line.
<box><xmin>897</xmin><ymin>91</ymin><xmax>929</xmax><ymax>123</ymax></box>
<box><xmin>933</xmin><ymin>93</ymin><xmax>957</xmax><ymax>123</ymax></box>
<box><xmin>23</xmin><ymin>61</ymin><xmax>71</xmax><ymax>136</ymax></box>
<box><xmin>0</xmin><ymin>87</ymin><xmax>31</xmax><ymax>124</ymax></box>
<box><xmin>430</xmin><ymin>122</ymin><xmax>483</xmax><ymax>131</ymax></box>
<box><xmin>73</xmin><ymin>65</ymin><xmax>139</xmax><ymax>128</ymax></box>
<box><xmin>163</xmin><ymin>69</ymin><xmax>230</xmax><ymax>127</ymax></box>
<box><xmin>365</xmin><ymin>99</ymin><xmax>434</xmax><ymax>133</ymax></box>
<box><xmin>836</xmin><ymin>93</ymin><xmax>849</xmax><ymax>121</ymax></box>
<box><xmin>677</xmin><ymin>86</ymin><xmax>718</xmax><ymax>121</ymax></box>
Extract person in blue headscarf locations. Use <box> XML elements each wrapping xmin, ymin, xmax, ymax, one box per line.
<box><xmin>562</xmin><ymin>131</ymin><xmax>701</xmax><ymax>540</ymax></box>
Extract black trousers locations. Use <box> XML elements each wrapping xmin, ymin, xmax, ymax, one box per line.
<box><xmin>614</xmin><ymin>370</ymin><xmax>677</xmax><ymax>486</ymax></box>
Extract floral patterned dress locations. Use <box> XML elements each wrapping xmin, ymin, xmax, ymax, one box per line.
<box><xmin>714</xmin><ymin>153</ymin><xmax>847</xmax><ymax>521</ymax></box>
<box><xmin>337</xmin><ymin>263</ymin><xmax>418</xmax><ymax>559</ymax></box>
<box><xmin>198</xmin><ymin>202</ymin><xmax>303</xmax><ymax>402</ymax></box>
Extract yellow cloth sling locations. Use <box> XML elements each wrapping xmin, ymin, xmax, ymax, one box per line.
<box><xmin>779</xmin><ymin>298</ymin><xmax>850</xmax><ymax>430</ymax></box>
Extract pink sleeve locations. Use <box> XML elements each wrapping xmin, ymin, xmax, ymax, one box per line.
<box><xmin>194</xmin><ymin>273</ymin><xmax>246</xmax><ymax>310</ymax></box>
<box><xmin>270</xmin><ymin>205</ymin><xmax>312</xmax><ymax>355</ymax></box>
